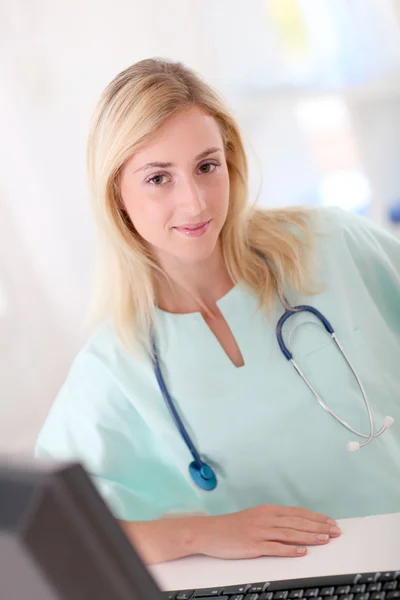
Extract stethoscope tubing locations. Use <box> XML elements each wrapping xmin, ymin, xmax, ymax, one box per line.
<box><xmin>151</xmin><ymin>299</ymin><xmax>393</xmax><ymax>489</ymax></box>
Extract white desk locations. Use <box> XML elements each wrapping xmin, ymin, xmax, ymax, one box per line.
<box><xmin>150</xmin><ymin>513</ymin><xmax>400</xmax><ymax>591</ymax></box>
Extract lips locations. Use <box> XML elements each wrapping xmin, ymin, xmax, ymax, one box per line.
<box><xmin>177</xmin><ymin>221</ymin><xmax>208</xmax><ymax>230</ymax></box>
<box><xmin>173</xmin><ymin>219</ymin><xmax>211</xmax><ymax>237</ymax></box>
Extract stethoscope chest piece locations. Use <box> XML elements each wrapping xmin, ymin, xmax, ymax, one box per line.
<box><xmin>189</xmin><ymin>461</ymin><xmax>217</xmax><ymax>491</ymax></box>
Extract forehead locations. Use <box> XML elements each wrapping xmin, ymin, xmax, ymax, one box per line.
<box><xmin>127</xmin><ymin>106</ymin><xmax>224</xmax><ymax>169</ymax></box>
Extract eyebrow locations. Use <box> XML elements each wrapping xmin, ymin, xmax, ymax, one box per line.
<box><xmin>134</xmin><ymin>146</ymin><xmax>223</xmax><ymax>173</ymax></box>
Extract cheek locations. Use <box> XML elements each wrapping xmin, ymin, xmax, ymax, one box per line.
<box><xmin>208</xmin><ymin>171</ymin><xmax>230</xmax><ymax>214</ymax></box>
<box><xmin>123</xmin><ymin>190</ymin><xmax>175</xmax><ymax>247</ymax></box>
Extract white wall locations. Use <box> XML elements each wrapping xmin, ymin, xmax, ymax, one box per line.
<box><xmin>0</xmin><ymin>0</ymin><xmax>219</xmax><ymax>455</ymax></box>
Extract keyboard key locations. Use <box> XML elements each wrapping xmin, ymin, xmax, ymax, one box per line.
<box><xmin>360</xmin><ymin>576</ymin><xmax>380</xmax><ymax>585</ymax></box>
<box><xmin>352</xmin><ymin>587</ymin><xmax>367</xmax><ymax>594</ymax></box>
<box><xmin>381</xmin><ymin>575</ymin><xmax>398</xmax><ymax>583</ymax></box>
<box><xmin>321</xmin><ymin>589</ymin><xmax>336</xmax><ymax>597</ymax></box>
<box><xmin>194</xmin><ymin>590</ymin><xmax>222</xmax><ymax>597</ymax></box>
<box><xmin>370</xmin><ymin>594</ymin><xmax>385</xmax><ymax>600</ymax></box>
<box><xmin>259</xmin><ymin>594</ymin><xmax>273</xmax><ymax>600</ymax></box>
<box><xmin>367</xmin><ymin>585</ymin><xmax>382</xmax><ymax>593</ymax></box>
<box><xmin>223</xmin><ymin>586</ymin><xmax>251</xmax><ymax>595</ymax></box>
<box><xmin>289</xmin><ymin>591</ymin><xmax>304</xmax><ymax>599</ymax></box>
<box><xmin>355</xmin><ymin>594</ymin><xmax>370</xmax><ymax>600</ymax></box>
<box><xmin>177</xmin><ymin>592</ymin><xmax>194</xmax><ymax>600</ymax></box>
<box><xmin>337</xmin><ymin>587</ymin><xmax>352</xmax><ymax>595</ymax></box>
<box><xmin>305</xmin><ymin>590</ymin><xmax>319</xmax><ymax>598</ymax></box>
<box><xmin>274</xmin><ymin>592</ymin><xmax>289</xmax><ymax>600</ymax></box>
<box><xmin>339</xmin><ymin>595</ymin><xmax>353</xmax><ymax>600</ymax></box>
<box><xmin>387</xmin><ymin>593</ymin><xmax>400</xmax><ymax>599</ymax></box>
<box><xmin>250</xmin><ymin>585</ymin><xmax>269</xmax><ymax>594</ymax></box>
<box><xmin>244</xmin><ymin>594</ymin><xmax>260</xmax><ymax>600</ymax></box>
<box><xmin>384</xmin><ymin>584</ymin><xmax>398</xmax><ymax>591</ymax></box>
<box><xmin>164</xmin><ymin>594</ymin><xmax>177</xmax><ymax>600</ymax></box>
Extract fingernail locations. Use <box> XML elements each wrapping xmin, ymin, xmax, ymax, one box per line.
<box><xmin>317</xmin><ymin>534</ymin><xmax>329</xmax><ymax>541</ymax></box>
<box><xmin>329</xmin><ymin>526</ymin><xmax>341</xmax><ymax>534</ymax></box>
<box><xmin>297</xmin><ymin>547</ymin><xmax>306</xmax><ymax>554</ymax></box>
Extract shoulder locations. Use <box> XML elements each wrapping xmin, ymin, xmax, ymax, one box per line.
<box><xmin>308</xmin><ymin>205</ymin><xmax>399</xmax><ymax>241</ymax></box>
<box><xmin>41</xmin><ymin>320</ymin><xmax>152</xmax><ymax>425</ymax></box>
<box><xmin>308</xmin><ymin>206</ymin><xmax>397</xmax><ymax>254</ymax></box>
<box><xmin>302</xmin><ymin>207</ymin><xmax>400</xmax><ymax>298</ymax></box>
<box><xmin>310</xmin><ymin>205</ymin><xmax>368</xmax><ymax>231</ymax></box>
<box><xmin>70</xmin><ymin>319</ymin><xmax>150</xmax><ymax>380</ymax></box>
<box><xmin>253</xmin><ymin>205</ymin><xmax>384</xmax><ymax>260</ymax></box>
<box><xmin>249</xmin><ymin>205</ymin><xmax>373</xmax><ymax>249</ymax></box>
<box><xmin>35</xmin><ymin>320</ymin><xmax>153</xmax><ymax>457</ymax></box>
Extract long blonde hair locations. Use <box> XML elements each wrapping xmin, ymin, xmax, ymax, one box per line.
<box><xmin>86</xmin><ymin>58</ymin><xmax>314</xmax><ymax>354</ymax></box>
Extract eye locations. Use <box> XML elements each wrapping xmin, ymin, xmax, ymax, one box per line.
<box><xmin>198</xmin><ymin>161</ymin><xmax>220</xmax><ymax>174</ymax></box>
<box><xmin>147</xmin><ymin>173</ymin><xmax>170</xmax><ymax>186</ymax></box>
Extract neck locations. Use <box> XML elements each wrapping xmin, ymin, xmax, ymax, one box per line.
<box><xmin>154</xmin><ymin>242</ymin><xmax>234</xmax><ymax>316</ymax></box>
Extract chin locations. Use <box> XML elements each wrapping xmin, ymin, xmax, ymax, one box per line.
<box><xmin>169</xmin><ymin>228</ymin><xmax>221</xmax><ymax>262</ymax></box>
<box><xmin>176</xmin><ymin>240</ymin><xmax>218</xmax><ymax>264</ymax></box>
<box><xmin>154</xmin><ymin>223</ymin><xmax>223</xmax><ymax>265</ymax></box>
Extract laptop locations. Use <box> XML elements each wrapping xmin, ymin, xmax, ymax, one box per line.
<box><xmin>1</xmin><ymin>460</ymin><xmax>399</xmax><ymax>600</ymax></box>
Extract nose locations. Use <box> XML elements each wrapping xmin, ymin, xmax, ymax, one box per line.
<box><xmin>179</xmin><ymin>176</ymin><xmax>206</xmax><ymax>216</ymax></box>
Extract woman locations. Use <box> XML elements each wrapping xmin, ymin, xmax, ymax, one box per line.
<box><xmin>35</xmin><ymin>58</ymin><xmax>400</xmax><ymax>564</ymax></box>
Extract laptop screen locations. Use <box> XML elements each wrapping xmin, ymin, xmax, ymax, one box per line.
<box><xmin>0</xmin><ymin>459</ymin><xmax>164</xmax><ymax>600</ymax></box>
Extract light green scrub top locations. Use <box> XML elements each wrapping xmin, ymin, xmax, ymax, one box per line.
<box><xmin>35</xmin><ymin>207</ymin><xmax>400</xmax><ymax>521</ymax></box>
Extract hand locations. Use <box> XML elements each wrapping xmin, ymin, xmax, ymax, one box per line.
<box><xmin>195</xmin><ymin>504</ymin><xmax>341</xmax><ymax>559</ymax></box>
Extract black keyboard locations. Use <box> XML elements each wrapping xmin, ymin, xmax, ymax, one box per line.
<box><xmin>164</xmin><ymin>571</ymin><xmax>400</xmax><ymax>600</ymax></box>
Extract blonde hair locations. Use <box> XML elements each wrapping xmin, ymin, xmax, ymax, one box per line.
<box><xmin>86</xmin><ymin>58</ymin><xmax>314</xmax><ymax>354</ymax></box>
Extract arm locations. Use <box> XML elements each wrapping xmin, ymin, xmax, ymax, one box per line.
<box><xmin>35</xmin><ymin>344</ymin><xmax>173</xmax><ymax>522</ymax></box>
<box><xmin>119</xmin><ymin>516</ymin><xmax>205</xmax><ymax>564</ymax></box>
<box><xmin>320</xmin><ymin>207</ymin><xmax>400</xmax><ymax>335</ymax></box>
<box><xmin>119</xmin><ymin>505</ymin><xmax>341</xmax><ymax>564</ymax></box>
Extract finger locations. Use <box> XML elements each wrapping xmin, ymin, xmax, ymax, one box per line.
<box><xmin>261</xmin><ymin>541</ymin><xmax>308</xmax><ymax>558</ymax></box>
<box><xmin>264</xmin><ymin>527</ymin><xmax>330</xmax><ymax>546</ymax></box>
<box><xmin>271</xmin><ymin>516</ymin><xmax>341</xmax><ymax>537</ymax></box>
<box><xmin>274</xmin><ymin>506</ymin><xmax>337</xmax><ymax>525</ymax></box>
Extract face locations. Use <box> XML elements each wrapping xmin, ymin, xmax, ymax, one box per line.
<box><xmin>119</xmin><ymin>106</ymin><xmax>230</xmax><ymax>267</ymax></box>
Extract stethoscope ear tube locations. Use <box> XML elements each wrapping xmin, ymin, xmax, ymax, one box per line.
<box><xmin>276</xmin><ymin>305</ymin><xmax>334</xmax><ymax>360</ymax></box>
<box><xmin>278</xmin><ymin>311</ymin><xmax>394</xmax><ymax>451</ymax></box>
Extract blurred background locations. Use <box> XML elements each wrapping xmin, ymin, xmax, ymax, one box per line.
<box><xmin>1</xmin><ymin>0</ymin><xmax>400</xmax><ymax>456</ymax></box>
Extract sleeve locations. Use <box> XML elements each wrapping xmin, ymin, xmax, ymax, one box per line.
<box><xmin>320</xmin><ymin>207</ymin><xmax>400</xmax><ymax>337</ymax></box>
<box><xmin>35</xmin><ymin>349</ymin><xmax>171</xmax><ymax>522</ymax></box>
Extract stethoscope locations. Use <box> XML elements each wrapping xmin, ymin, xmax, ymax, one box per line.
<box><xmin>151</xmin><ymin>299</ymin><xmax>395</xmax><ymax>491</ymax></box>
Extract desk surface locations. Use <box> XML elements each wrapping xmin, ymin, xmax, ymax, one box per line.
<box><xmin>150</xmin><ymin>512</ymin><xmax>400</xmax><ymax>591</ymax></box>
